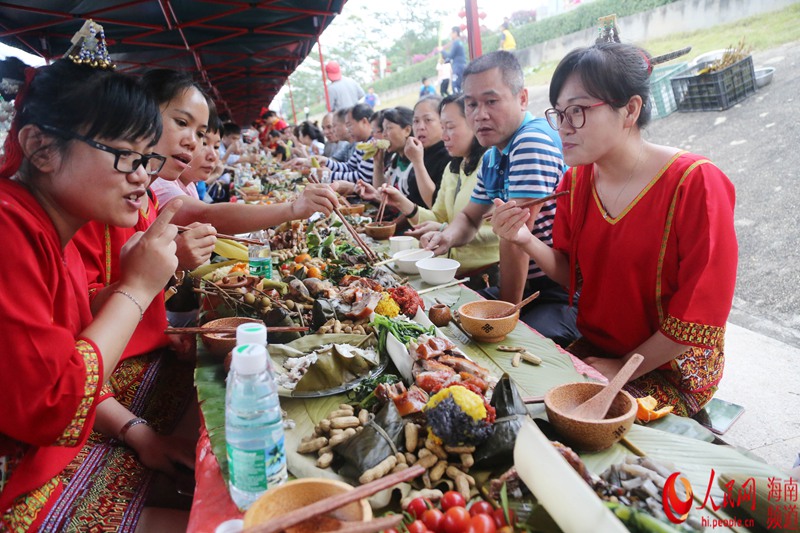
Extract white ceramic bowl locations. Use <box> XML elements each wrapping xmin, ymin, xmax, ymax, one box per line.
<box><xmin>394</xmin><ymin>249</ymin><xmax>434</xmax><ymax>274</ymax></box>
<box><xmin>416</xmin><ymin>257</ymin><xmax>460</xmax><ymax>285</ymax></box>
<box><xmin>389</xmin><ymin>235</ymin><xmax>417</xmax><ymax>255</ymax></box>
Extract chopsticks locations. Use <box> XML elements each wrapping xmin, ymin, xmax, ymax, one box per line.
<box><xmin>165</xmin><ymin>326</ymin><xmax>309</xmax><ymax>335</ymax></box>
<box><xmin>482</xmin><ymin>190</ymin><xmax>569</xmax><ymax>222</ymax></box>
<box><xmin>376</xmin><ymin>194</ymin><xmax>389</xmax><ymax>225</ymax></box>
<box><xmin>243</xmin><ymin>464</ymin><xmax>424</xmax><ymax>533</ymax></box>
<box><xmin>417</xmin><ymin>278</ymin><xmax>469</xmax><ymax>295</ymax></box>
<box><xmin>176</xmin><ymin>225</ymin><xmax>263</xmax><ymax>246</ymax></box>
<box><xmin>307</xmin><ymin>173</ymin><xmax>380</xmax><ymax>262</ymax></box>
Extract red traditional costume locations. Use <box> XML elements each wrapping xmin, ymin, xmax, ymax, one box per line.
<box><xmin>0</xmin><ymin>180</ymin><xmax>103</xmax><ymax>531</ymax></box>
<box><xmin>72</xmin><ymin>191</ymin><xmax>169</xmax><ymax>362</ymax></box>
<box><xmin>40</xmin><ymin>189</ymin><xmax>194</xmax><ymax>530</ymax></box>
<box><xmin>553</xmin><ymin>152</ymin><xmax>738</xmax><ymax>415</ymax></box>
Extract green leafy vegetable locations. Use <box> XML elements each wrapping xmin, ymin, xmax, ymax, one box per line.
<box><xmin>346</xmin><ymin>373</ymin><xmax>401</xmax><ymax>410</ymax></box>
<box><xmin>370</xmin><ymin>314</ymin><xmax>435</xmax><ymax>355</ymax></box>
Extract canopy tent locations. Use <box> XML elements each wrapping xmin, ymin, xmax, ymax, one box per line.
<box><xmin>0</xmin><ymin>1</ymin><xmax>346</xmax><ymax>124</ymax></box>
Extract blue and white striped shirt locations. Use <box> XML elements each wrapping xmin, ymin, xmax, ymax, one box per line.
<box><xmin>326</xmin><ymin>139</ymin><xmax>375</xmax><ymax>184</ymax></box>
<box><xmin>471</xmin><ymin>113</ymin><xmax>565</xmax><ymax>279</ymax></box>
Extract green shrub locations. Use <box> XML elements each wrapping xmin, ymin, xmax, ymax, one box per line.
<box><xmin>374</xmin><ymin>0</ymin><xmax>679</xmax><ymax>92</ymax></box>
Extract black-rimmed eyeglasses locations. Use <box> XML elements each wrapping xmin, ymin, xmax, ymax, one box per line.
<box><xmin>39</xmin><ymin>124</ymin><xmax>166</xmax><ymax>175</ymax></box>
<box><xmin>544</xmin><ymin>102</ymin><xmax>608</xmax><ymax>130</ymax></box>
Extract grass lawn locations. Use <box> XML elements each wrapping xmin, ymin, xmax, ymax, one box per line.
<box><xmin>523</xmin><ymin>3</ymin><xmax>800</xmax><ymax>88</ymax></box>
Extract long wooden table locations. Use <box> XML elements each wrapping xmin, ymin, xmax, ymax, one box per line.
<box><xmin>188</xmin><ymin>275</ymin><xmax>787</xmax><ymax>532</ymax></box>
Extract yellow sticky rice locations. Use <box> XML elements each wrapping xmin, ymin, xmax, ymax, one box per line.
<box><xmin>425</xmin><ymin>386</ymin><xmax>487</xmax><ymax>421</ymax></box>
<box><xmin>374</xmin><ymin>292</ymin><xmax>400</xmax><ymax>318</ymax></box>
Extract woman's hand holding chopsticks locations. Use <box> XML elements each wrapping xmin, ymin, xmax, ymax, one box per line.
<box><xmin>174</xmin><ymin>222</ymin><xmax>218</xmax><ymax>270</ymax></box>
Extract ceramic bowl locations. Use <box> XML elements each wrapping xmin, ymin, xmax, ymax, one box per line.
<box><xmin>243</xmin><ymin>478</ymin><xmax>372</xmax><ymax>531</ymax></box>
<box><xmin>544</xmin><ymin>382</ymin><xmax>637</xmax><ymax>452</ymax></box>
<box><xmin>456</xmin><ymin>300</ymin><xmax>519</xmax><ymax>343</ymax></box>
<box><xmin>200</xmin><ymin>316</ymin><xmax>262</xmax><ymax>357</ymax></box>
<box><xmin>339</xmin><ymin>203</ymin><xmax>365</xmax><ymax>216</ymax></box>
<box><xmin>364</xmin><ymin>221</ymin><xmax>395</xmax><ymax>240</ymax></box>
<box><xmin>393</xmin><ymin>249</ymin><xmax>434</xmax><ymax>274</ymax></box>
<box><xmin>416</xmin><ymin>257</ymin><xmax>460</xmax><ymax>285</ymax></box>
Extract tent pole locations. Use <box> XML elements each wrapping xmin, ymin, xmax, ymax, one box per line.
<box><xmin>318</xmin><ymin>39</ymin><xmax>331</xmax><ymax>112</ymax></box>
<box><xmin>465</xmin><ymin>0</ymin><xmax>482</xmax><ymax>60</ymax></box>
<box><xmin>287</xmin><ymin>78</ymin><xmax>298</xmax><ymax>124</ymax></box>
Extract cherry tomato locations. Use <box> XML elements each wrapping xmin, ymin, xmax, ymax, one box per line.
<box><xmin>440</xmin><ymin>490</ymin><xmax>467</xmax><ymax>512</ymax></box>
<box><xmin>469</xmin><ymin>501</ymin><xmax>494</xmax><ymax>517</ymax></box>
<box><xmin>406</xmin><ymin>497</ymin><xmax>432</xmax><ymax>519</ymax></box>
<box><xmin>442</xmin><ymin>506</ymin><xmax>471</xmax><ymax>533</ymax></box>
<box><xmin>492</xmin><ymin>508</ymin><xmax>516</xmax><ymax>528</ymax></box>
<box><xmin>407</xmin><ymin>520</ymin><xmax>428</xmax><ymax>533</ymax></box>
<box><xmin>422</xmin><ymin>508</ymin><xmax>444</xmax><ymax>533</ymax></box>
<box><xmin>384</xmin><ymin>529</ymin><xmax>400</xmax><ymax>533</ymax></box>
<box><xmin>470</xmin><ymin>514</ymin><xmax>497</xmax><ymax>533</ymax></box>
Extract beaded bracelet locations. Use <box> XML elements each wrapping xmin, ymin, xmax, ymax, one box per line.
<box><xmin>113</xmin><ymin>289</ymin><xmax>144</xmax><ymax>322</ymax></box>
<box><xmin>118</xmin><ymin>417</ymin><xmax>148</xmax><ymax>443</ymax></box>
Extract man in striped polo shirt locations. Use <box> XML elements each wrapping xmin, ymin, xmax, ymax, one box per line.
<box><xmin>422</xmin><ymin>51</ymin><xmax>578</xmax><ymax>346</ymax></box>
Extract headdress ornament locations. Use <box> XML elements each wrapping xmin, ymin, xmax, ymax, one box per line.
<box><xmin>65</xmin><ymin>19</ymin><xmax>115</xmax><ymax>69</ymax></box>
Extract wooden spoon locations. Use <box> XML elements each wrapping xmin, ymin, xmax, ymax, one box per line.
<box><xmin>488</xmin><ymin>291</ymin><xmax>540</xmax><ymax>319</ymax></box>
<box><xmin>570</xmin><ymin>353</ymin><xmax>644</xmax><ymax>420</ymax></box>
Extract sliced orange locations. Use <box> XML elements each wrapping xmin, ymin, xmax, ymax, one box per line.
<box><xmin>294</xmin><ymin>253</ymin><xmax>312</xmax><ymax>263</ymax></box>
<box><xmin>636</xmin><ymin>395</ymin><xmax>674</xmax><ymax>422</ymax></box>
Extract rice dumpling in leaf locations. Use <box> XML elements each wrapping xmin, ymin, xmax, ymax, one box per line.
<box><xmin>474</xmin><ymin>373</ymin><xmax>528</xmax><ymax>468</ymax></box>
<box><xmin>335</xmin><ymin>401</ymin><xmax>405</xmax><ymax>481</ymax></box>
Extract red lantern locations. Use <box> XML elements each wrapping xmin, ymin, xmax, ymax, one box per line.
<box><xmin>478</xmin><ymin>11</ymin><xmax>487</xmax><ymax>19</ymax></box>
<box><xmin>459</xmin><ymin>23</ymin><xmax>467</xmax><ymax>32</ymax></box>
<box><xmin>458</xmin><ymin>9</ymin><xmax>466</xmax><ymax>18</ymax></box>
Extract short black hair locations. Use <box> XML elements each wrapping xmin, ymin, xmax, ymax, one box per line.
<box><xmin>350</xmin><ymin>103</ymin><xmax>373</xmax><ymax>122</ymax></box>
<box><xmin>452</xmin><ymin>26</ymin><xmax>461</xmax><ymax>36</ymax></box>
<box><xmin>222</xmin><ymin>122</ymin><xmax>241</xmax><ymax>137</ymax></box>
<box><xmin>549</xmin><ymin>42</ymin><xmax>653</xmax><ymax>128</ymax></box>
<box><xmin>141</xmin><ymin>68</ymin><xmax>208</xmax><ymax>107</ymax></box>
<box><xmin>463</xmin><ymin>51</ymin><xmax>524</xmax><ymax>95</ymax></box>
<box><xmin>335</xmin><ymin>108</ymin><xmax>349</xmax><ymax>121</ymax></box>
<box><xmin>382</xmin><ymin>106</ymin><xmax>413</xmax><ymax>129</ymax></box>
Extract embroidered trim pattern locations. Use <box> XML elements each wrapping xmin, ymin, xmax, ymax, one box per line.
<box><xmin>655</xmin><ymin>157</ymin><xmax>711</xmax><ymax>322</ymax></box>
<box><xmin>661</xmin><ymin>314</ymin><xmax>724</xmax><ymax>349</ymax></box>
<box><xmin>103</xmin><ymin>225</ymin><xmax>112</xmax><ymax>286</ymax></box>
<box><xmin>1</xmin><ymin>476</ymin><xmax>60</xmax><ymax>532</ymax></box>
<box><xmin>55</xmin><ymin>341</ymin><xmax>100</xmax><ymax>447</ymax></box>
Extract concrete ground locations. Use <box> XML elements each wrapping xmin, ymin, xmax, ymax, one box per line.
<box><xmin>525</xmin><ymin>40</ymin><xmax>800</xmax><ymax>474</ymax></box>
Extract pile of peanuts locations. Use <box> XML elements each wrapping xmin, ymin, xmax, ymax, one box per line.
<box><xmin>297</xmin><ymin>404</ymin><xmax>477</xmax><ymax>500</ymax></box>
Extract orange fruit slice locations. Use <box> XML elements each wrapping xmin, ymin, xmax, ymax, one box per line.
<box><xmin>636</xmin><ymin>395</ymin><xmax>674</xmax><ymax>422</ymax></box>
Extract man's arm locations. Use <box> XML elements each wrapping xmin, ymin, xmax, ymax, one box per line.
<box><xmin>421</xmin><ymin>201</ymin><xmax>489</xmax><ymax>255</ymax></box>
<box><xmin>498</xmin><ymin>203</ymin><xmax>541</xmax><ymax>303</ymax></box>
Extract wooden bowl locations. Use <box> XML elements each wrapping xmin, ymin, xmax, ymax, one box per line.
<box><xmin>456</xmin><ymin>300</ymin><xmax>519</xmax><ymax>343</ymax></box>
<box><xmin>339</xmin><ymin>203</ymin><xmax>365</xmax><ymax>216</ymax></box>
<box><xmin>544</xmin><ymin>382</ymin><xmax>637</xmax><ymax>452</ymax></box>
<box><xmin>364</xmin><ymin>221</ymin><xmax>396</xmax><ymax>240</ymax></box>
<box><xmin>243</xmin><ymin>478</ymin><xmax>372</xmax><ymax>532</ymax></box>
<box><xmin>200</xmin><ymin>316</ymin><xmax>262</xmax><ymax>357</ymax></box>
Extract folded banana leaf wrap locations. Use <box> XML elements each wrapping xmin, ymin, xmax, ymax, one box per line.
<box><xmin>474</xmin><ymin>373</ymin><xmax>528</xmax><ymax>468</ymax></box>
<box><xmin>334</xmin><ymin>401</ymin><xmax>405</xmax><ymax>481</ymax></box>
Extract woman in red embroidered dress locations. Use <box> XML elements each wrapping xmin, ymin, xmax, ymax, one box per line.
<box><xmin>0</xmin><ymin>57</ymin><xmax>178</xmax><ymax>531</ymax></box>
<box><xmin>491</xmin><ymin>42</ymin><xmax>738</xmax><ymax>416</ymax></box>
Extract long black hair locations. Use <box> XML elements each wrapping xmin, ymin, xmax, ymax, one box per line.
<box><xmin>438</xmin><ymin>94</ymin><xmax>486</xmax><ymax>176</ymax></box>
<box><xmin>298</xmin><ymin>121</ymin><xmax>324</xmax><ymax>143</ymax></box>
<box><xmin>141</xmin><ymin>68</ymin><xmax>208</xmax><ymax>107</ymax></box>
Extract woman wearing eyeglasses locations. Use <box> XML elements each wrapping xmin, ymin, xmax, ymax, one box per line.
<box><xmin>491</xmin><ymin>42</ymin><xmax>738</xmax><ymax>417</ymax></box>
<box><xmin>0</xmin><ymin>56</ymin><xmax>180</xmax><ymax>531</ymax></box>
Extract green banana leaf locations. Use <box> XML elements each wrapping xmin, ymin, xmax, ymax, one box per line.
<box><xmin>268</xmin><ymin>333</ymin><xmax>383</xmax><ymax>396</ymax></box>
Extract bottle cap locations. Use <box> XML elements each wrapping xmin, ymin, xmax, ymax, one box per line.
<box><xmin>231</xmin><ymin>344</ymin><xmax>267</xmax><ymax>374</ymax></box>
<box><xmin>236</xmin><ymin>322</ymin><xmax>267</xmax><ymax>346</ymax></box>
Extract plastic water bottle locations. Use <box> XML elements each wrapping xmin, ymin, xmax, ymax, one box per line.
<box><xmin>225</xmin><ymin>344</ymin><xmax>287</xmax><ymax>509</ymax></box>
<box><xmin>236</xmin><ymin>322</ymin><xmax>273</xmax><ymax>375</ymax></box>
<box><xmin>248</xmin><ymin>230</ymin><xmax>272</xmax><ymax>279</ymax></box>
